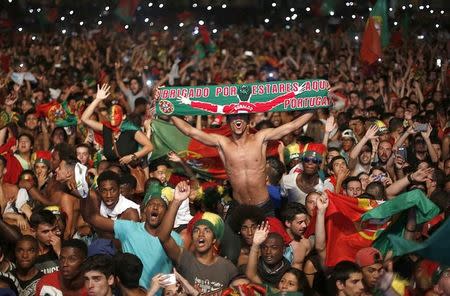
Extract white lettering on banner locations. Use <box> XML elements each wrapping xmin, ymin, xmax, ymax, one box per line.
<box><xmin>283</xmin><ymin>96</ymin><xmax>330</xmax><ymax>109</ymax></box>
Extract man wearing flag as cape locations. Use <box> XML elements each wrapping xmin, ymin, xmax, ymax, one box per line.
<box><xmin>165</xmin><ymin>83</ymin><xmax>319</xmax><ymax>216</ymax></box>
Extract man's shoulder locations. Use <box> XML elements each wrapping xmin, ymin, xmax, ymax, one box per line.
<box><xmin>2</xmin><ymin>182</ymin><xmax>18</xmax><ymax>196</ymax></box>
<box><xmin>39</xmin><ymin>270</ymin><xmax>60</xmax><ymax>284</ymax></box>
<box><xmin>216</xmin><ymin>255</ymin><xmax>238</xmax><ymax>268</ymax></box>
<box><xmin>114</xmin><ymin>219</ymin><xmax>143</xmax><ymax>230</ymax></box>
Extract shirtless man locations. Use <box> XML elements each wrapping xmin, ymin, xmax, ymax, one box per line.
<box><xmin>18</xmin><ymin>145</ymin><xmax>81</xmax><ymax>240</ymax></box>
<box><xmin>170</xmin><ymin>112</ymin><xmax>313</xmax><ymax>214</ymax></box>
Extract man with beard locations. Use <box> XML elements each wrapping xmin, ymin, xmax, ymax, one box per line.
<box><xmin>157</xmin><ymin>181</ymin><xmax>238</xmax><ymax>294</ymax></box>
<box><xmin>81</xmin><ymin>183</ymin><xmax>182</xmax><ymax>290</ymax></box>
<box><xmin>349</xmin><ymin>125</ymin><xmax>378</xmax><ymax>176</ymax></box>
<box><xmin>281</xmin><ymin>143</ymin><xmax>326</xmax><ymax>205</ymax></box>
<box><xmin>374</xmin><ymin>140</ymin><xmax>393</xmax><ymax>169</ymax></box>
<box><xmin>8</xmin><ymin>236</ymin><xmax>44</xmax><ymax>296</ymax></box>
<box><xmin>281</xmin><ymin>202</ymin><xmax>312</xmax><ymax>269</ymax></box>
<box><xmin>171</xmin><ymin>111</ymin><xmax>313</xmax><ymax>216</ymax></box>
<box><xmin>36</xmin><ymin>239</ymin><xmax>88</xmax><ymax>296</ymax></box>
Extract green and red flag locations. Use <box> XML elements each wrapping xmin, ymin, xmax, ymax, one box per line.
<box><xmin>149</xmin><ymin>119</ymin><xmax>279</xmax><ymax>180</ymax></box>
<box><xmin>361</xmin><ymin>190</ymin><xmax>440</xmax><ymax>256</ymax></box>
<box><xmin>388</xmin><ymin>217</ymin><xmax>450</xmax><ymax>265</ymax></box>
<box><xmin>35</xmin><ymin>100</ymin><xmax>77</xmax><ymax>127</ymax></box>
<box><xmin>114</xmin><ymin>0</ymin><xmax>140</xmax><ymax>24</ymax></box>
<box><xmin>305</xmin><ymin>191</ymin><xmax>384</xmax><ymax>267</ymax></box>
<box><xmin>156</xmin><ymin>80</ymin><xmax>330</xmax><ymax>116</ymax></box>
<box><xmin>360</xmin><ymin>0</ymin><xmax>390</xmax><ymax>64</ymax></box>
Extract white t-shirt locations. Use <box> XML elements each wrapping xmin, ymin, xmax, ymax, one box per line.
<box><xmin>100</xmin><ymin>195</ymin><xmax>140</xmax><ymax>220</ymax></box>
<box><xmin>281</xmin><ymin>173</ymin><xmax>324</xmax><ymax>205</ymax></box>
<box><xmin>124</xmin><ymin>89</ymin><xmax>145</xmax><ymax>111</ymax></box>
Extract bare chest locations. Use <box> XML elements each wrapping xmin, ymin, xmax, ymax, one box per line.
<box><xmin>220</xmin><ymin>138</ymin><xmax>266</xmax><ymax>167</ymax></box>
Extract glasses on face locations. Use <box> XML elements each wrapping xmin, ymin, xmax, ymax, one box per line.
<box><xmin>301</xmin><ymin>157</ymin><xmax>322</xmax><ymax>164</ymax></box>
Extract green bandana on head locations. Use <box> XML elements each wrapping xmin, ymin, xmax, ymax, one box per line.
<box><xmin>143</xmin><ymin>180</ymin><xmax>165</xmax><ymax>206</ymax></box>
<box><xmin>193</xmin><ymin>212</ymin><xmax>225</xmax><ymax>242</ymax></box>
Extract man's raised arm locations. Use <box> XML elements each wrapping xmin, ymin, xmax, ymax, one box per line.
<box><xmin>262</xmin><ymin>111</ymin><xmax>314</xmax><ymax>141</ymax></box>
<box><xmin>157</xmin><ymin>181</ymin><xmax>190</xmax><ymax>265</ymax></box>
<box><xmin>171</xmin><ymin>116</ymin><xmax>222</xmax><ymax>147</ymax></box>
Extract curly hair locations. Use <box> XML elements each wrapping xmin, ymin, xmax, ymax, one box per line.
<box><xmin>227</xmin><ymin>205</ymin><xmax>265</xmax><ymax>234</ymax></box>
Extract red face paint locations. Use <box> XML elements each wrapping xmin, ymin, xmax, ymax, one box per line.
<box><xmin>109</xmin><ymin>105</ymin><xmax>123</xmax><ymax>127</ymax></box>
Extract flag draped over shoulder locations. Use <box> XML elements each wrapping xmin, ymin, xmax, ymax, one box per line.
<box><xmin>388</xmin><ymin>218</ymin><xmax>450</xmax><ymax>265</ymax></box>
<box><xmin>150</xmin><ymin>119</ymin><xmax>279</xmax><ymax>180</ymax></box>
<box><xmin>306</xmin><ymin>191</ymin><xmax>383</xmax><ymax>267</ymax></box>
<box><xmin>361</xmin><ymin>190</ymin><xmax>440</xmax><ymax>256</ymax></box>
<box><xmin>360</xmin><ymin>0</ymin><xmax>390</xmax><ymax>64</ymax></box>
<box><xmin>114</xmin><ymin>0</ymin><xmax>140</xmax><ymax>24</ymax></box>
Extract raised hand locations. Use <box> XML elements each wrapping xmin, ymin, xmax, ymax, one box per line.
<box><xmin>148</xmin><ymin>274</ymin><xmax>163</xmax><ymax>294</ymax></box>
<box><xmin>364</xmin><ymin>125</ymin><xmax>379</xmax><ymax>141</ymax></box>
<box><xmin>325</xmin><ymin>116</ymin><xmax>337</xmax><ymax>134</ymax></box>
<box><xmin>316</xmin><ymin>192</ymin><xmax>329</xmax><ymax>214</ymax></box>
<box><xmin>174</xmin><ymin>181</ymin><xmax>190</xmax><ymax>202</ymax></box>
<box><xmin>96</xmin><ymin>84</ymin><xmax>111</xmax><ymax>101</ymax></box>
<box><xmin>420</xmin><ymin>124</ymin><xmax>432</xmax><ymax>139</ymax></box>
<box><xmin>4</xmin><ymin>94</ymin><xmax>17</xmax><ymax>106</ymax></box>
<box><xmin>18</xmin><ymin>179</ymin><xmax>34</xmax><ymax>191</ymax></box>
<box><xmin>253</xmin><ymin>221</ymin><xmax>270</xmax><ymax>246</ymax></box>
<box><xmin>177</xmin><ymin>95</ymin><xmax>191</xmax><ymax>105</ymax></box>
<box><xmin>336</xmin><ymin>167</ymin><xmax>350</xmax><ymax>181</ymax></box>
<box><xmin>411</xmin><ymin>167</ymin><xmax>434</xmax><ymax>183</ymax></box>
<box><xmin>394</xmin><ymin>154</ymin><xmax>408</xmax><ymax>170</ymax></box>
<box><xmin>174</xmin><ymin>268</ymin><xmax>199</xmax><ymax>296</ymax></box>
<box><xmin>168</xmin><ymin>151</ymin><xmax>182</xmax><ymax>163</ymax></box>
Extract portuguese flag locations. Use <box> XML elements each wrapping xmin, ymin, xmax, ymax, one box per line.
<box><xmin>306</xmin><ymin>191</ymin><xmax>383</xmax><ymax>267</ymax></box>
<box><xmin>388</xmin><ymin>218</ymin><xmax>450</xmax><ymax>265</ymax></box>
<box><xmin>35</xmin><ymin>100</ymin><xmax>77</xmax><ymax>127</ymax></box>
<box><xmin>360</xmin><ymin>0</ymin><xmax>390</xmax><ymax>64</ymax></box>
<box><xmin>114</xmin><ymin>0</ymin><xmax>140</xmax><ymax>24</ymax></box>
<box><xmin>361</xmin><ymin>190</ymin><xmax>440</xmax><ymax>256</ymax></box>
<box><xmin>150</xmin><ymin>119</ymin><xmax>279</xmax><ymax>180</ymax></box>
<box><xmin>306</xmin><ymin>190</ymin><xmax>440</xmax><ymax>267</ymax></box>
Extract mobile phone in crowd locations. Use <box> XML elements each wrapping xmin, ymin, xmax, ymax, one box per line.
<box><xmin>414</xmin><ymin>123</ymin><xmax>428</xmax><ymax>132</ymax></box>
<box><xmin>397</xmin><ymin>147</ymin><xmax>407</xmax><ymax>160</ymax></box>
<box><xmin>160</xmin><ymin>274</ymin><xmax>177</xmax><ymax>287</ymax></box>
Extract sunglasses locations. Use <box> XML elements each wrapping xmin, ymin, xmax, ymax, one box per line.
<box><xmin>301</xmin><ymin>157</ymin><xmax>322</xmax><ymax>164</ymax></box>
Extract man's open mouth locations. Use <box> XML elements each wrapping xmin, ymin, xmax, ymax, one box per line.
<box><xmin>234</xmin><ymin>120</ymin><xmax>243</xmax><ymax>128</ymax></box>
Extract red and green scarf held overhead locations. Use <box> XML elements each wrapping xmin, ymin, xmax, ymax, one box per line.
<box><xmin>156</xmin><ymin>79</ymin><xmax>331</xmax><ymax>115</ymax></box>
<box><xmin>152</xmin><ymin>79</ymin><xmax>331</xmax><ymax>179</ymax></box>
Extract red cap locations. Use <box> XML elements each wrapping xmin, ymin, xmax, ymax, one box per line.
<box><xmin>355</xmin><ymin>247</ymin><xmax>382</xmax><ymax>267</ymax></box>
<box><xmin>32</xmin><ymin>150</ymin><xmax>52</xmax><ymax>168</ymax></box>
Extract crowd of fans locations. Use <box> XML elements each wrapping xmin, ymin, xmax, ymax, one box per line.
<box><xmin>0</xmin><ymin>11</ymin><xmax>449</xmax><ymax>296</ymax></box>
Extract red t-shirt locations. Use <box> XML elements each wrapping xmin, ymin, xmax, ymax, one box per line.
<box><xmin>35</xmin><ymin>271</ymin><xmax>87</xmax><ymax>296</ymax></box>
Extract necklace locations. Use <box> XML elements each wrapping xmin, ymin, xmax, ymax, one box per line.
<box><xmin>261</xmin><ymin>260</ymin><xmax>286</xmax><ymax>275</ymax></box>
